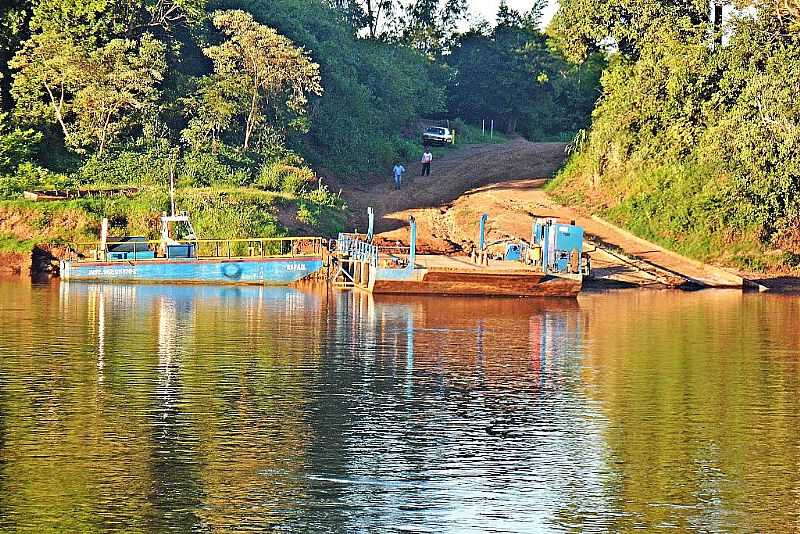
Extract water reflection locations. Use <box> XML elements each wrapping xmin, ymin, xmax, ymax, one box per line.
<box><xmin>0</xmin><ymin>282</ymin><xmax>798</xmax><ymax>531</ymax></box>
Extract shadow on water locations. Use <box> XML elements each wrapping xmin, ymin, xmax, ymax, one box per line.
<box><xmin>0</xmin><ymin>281</ymin><xmax>798</xmax><ymax>531</ymax></box>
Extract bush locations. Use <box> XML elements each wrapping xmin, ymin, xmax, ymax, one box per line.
<box><xmin>181</xmin><ymin>148</ymin><xmax>256</xmax><ymax>187</ymax></box>
<box><xmin>0</xmin><ymin>163</ymin><xmax>72</xmax><ymax>199</ymax></box>
<box><xmin>257</xmin><ymin>161</ymin><xmax>317</xmax><ymax>194</ymax></box>
<box><xmin>76</xmin><ymin>148</ymin><xmax>173</xmax><ymax>186</ymax></box>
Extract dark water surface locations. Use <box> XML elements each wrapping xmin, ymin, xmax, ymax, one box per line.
<box><xmin>0</xmin><ymin>279</ymin><xmax>798</xmax><ymax>532</ymax></box>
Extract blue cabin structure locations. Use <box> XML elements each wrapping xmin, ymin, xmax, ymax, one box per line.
<box><xmin>532</xmin><ymin>218</ymin><xmax>585</xmax><ymax>275</ymax></box>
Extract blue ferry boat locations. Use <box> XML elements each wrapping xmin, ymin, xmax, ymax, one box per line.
<box><xmin>60</xmin><ymin>213</ymin><xmax>326</xmax><ymax>285</ymax></box>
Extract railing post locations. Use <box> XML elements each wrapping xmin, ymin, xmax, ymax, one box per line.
<box><xmin>367</xmin><ymin>207</ymin><xmax>374</xmax><ymax>243</ymax></box>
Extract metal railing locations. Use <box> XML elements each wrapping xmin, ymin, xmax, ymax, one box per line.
<box><xmin>66</xmin><ymin>236</ymin><xmax>325</xmax><ymax>263</ymax></box>
<box><xmin>336</xmin><ymin>233</ymin><xmax>378</xmax><ymax>267</ymax></box>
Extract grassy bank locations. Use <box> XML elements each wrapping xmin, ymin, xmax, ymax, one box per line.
<box><xmin>0</xmin><ymin>187</ymin><xmax>346</xmax><ymax>249</ymax></box>
<box><xmin>547</xmin><ymin>155</ymin><xmax>792</xmax><ymax>272</ymax></box>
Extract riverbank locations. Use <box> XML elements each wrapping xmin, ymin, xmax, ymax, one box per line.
<box><xmin>339</xmin><ymin>140</ymin><xmax>799</xmax><ymax>292</ymax></box>
<box><xmin>0</xmin><ymin>186</ymin><xmax>347</xmax><ymax>275</ymax></box>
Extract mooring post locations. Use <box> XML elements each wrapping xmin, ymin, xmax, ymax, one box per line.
<box><xmin>408</xmin><ymin>216</ymin><xmax>417</xmax><ymax>269</ymax></box>
<box><xmin>100</xmin><ymin>218</ymin><xmax>109</xmax><ymax>261</ymax></box>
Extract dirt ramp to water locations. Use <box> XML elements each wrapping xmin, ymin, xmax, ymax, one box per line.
<box><xmin>346</xmin><ymin>139</ymin><xmax>568</xmax><ymax>234</ymax></box>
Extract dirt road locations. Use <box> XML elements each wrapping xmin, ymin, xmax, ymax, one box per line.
<box><xmin>344</xmin><ymin>139</ymin><xmax>744</xmax><ymax>289</ymax></box>
<box><xmin>347</xmin><ymin>139</ymin><xmax>567</xmax><ymax>233</ymax></box>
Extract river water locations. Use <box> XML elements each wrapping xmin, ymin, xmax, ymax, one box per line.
<box><xmin>0</xmin><ymin>279</ymin><xmax>798</xmax><ymax>532</ymax></box>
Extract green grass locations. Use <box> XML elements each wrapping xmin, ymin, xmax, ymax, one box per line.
<box><xmin>0</xmin><ymin>184</ymin><xmax>348</xmax><ymax>247</ymax></box>
<box><xmin>0</xmin><ymin>234</ymin><xmax>38</xmax><ymax>253</ymax></box>
<box><xmin>451</xmin><ymin>122</ymin><xmax>509</xmax><ymax>145</ymax></box>
<box><xmin>548</xmin><ymin>152</ymin><xmax>781</xmax><ymax>270</ymax></box>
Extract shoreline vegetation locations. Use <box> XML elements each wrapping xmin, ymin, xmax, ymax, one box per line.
<box><xmin>3</xmin><ymin>1</ymin><xmax>799</xmax><ymax>283</ymax></box>
<box><xmin>0</xmin><ymin>0</ymin><xmax>596</xmax><ymax>264</ymax></box>
<box><xmin>547</xmin><ymin>2</ymin><xmax>800</xmax><ymax>275</ymax></box>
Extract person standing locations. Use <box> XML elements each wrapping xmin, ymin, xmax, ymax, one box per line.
<box><xmin>421</xmin><ymin>148</ymin><xmax>433</xmax><ymax>176</ymax></box>
<box><xmin>392</xmin><ymin>162</ymin><xmax>406</xmax><ymax>190</ymax></box>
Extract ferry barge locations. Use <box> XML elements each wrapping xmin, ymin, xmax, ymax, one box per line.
<box><xmin>60</xmin><ymin>213</ymin><xmax>325</xmax><ymax>285</ymax></box>
<box><xmin>332</xmin><ymin>211</ymin><xmax>588</xmax><ymax>298</ymax></box>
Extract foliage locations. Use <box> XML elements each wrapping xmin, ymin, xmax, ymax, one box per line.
<box><xmin>183</xmin><ymin>10</ymin><xmax>322</xmax><ymax>150</ymax></box>
<box><xmin>447</xmin><ymin>8</ymin><xmax>604</xmax><ymax>139</ymax></box>
<box><xmin>10</xmin><ymin>32</ymin><xmax>167</xmax><ymax>155</ymax></box>
<box><xmin>0</xmin><ymin>0</ymin><xmax>597</xmax><ymax>244</ymax></box>
<box><xmin>550</xmin><ymin>5</ymin><xmax>800</xmax><ymax>269</ymax></box>
<box><xmin>0</xmin><ymin>112</ymin><xmax>41</xmax><ymax>174</ymax></box>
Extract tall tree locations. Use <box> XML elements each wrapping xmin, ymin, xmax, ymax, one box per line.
<box><xmin>10</xmin><ymin>32</ymin><xmax>166</xmax><ymax>155</ymax></box>
<box><xmin>10</xmin><ymin>32</ymin><xmax>90</xmax><ymax>140</ymax></box>
<box><xmin>449</xmin><ymin>6</ymin><xmax>602</xmax><ymax>137</ymax></box>
<box><xmin>396</xmin><ymin>0</ymin><xmax>468</xmax><ymax>55</ymax></box>
<box><xmin>72</xmin><ymin>34</ymin><xmax>166</xmax><ymax>155</ymax></box>
<box><xmin>550</xmin><ymin>0</ymin><xmax>712</xmax><ymax>61</ymax></box>
<box><xmin>184</xmin><ymin>10</ymin><xmax>322</xmax><ymax>150</ymax></box>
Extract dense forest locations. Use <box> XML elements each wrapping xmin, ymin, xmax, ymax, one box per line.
<box><xmin>0</xmin><ymin>0</ymin><xmax>599</xmax><ymax>243</ymax></box>
<box><xmin>548</xmin><ymin>1</ymin><xmax>800</xmax><ymax>270</ymax></box>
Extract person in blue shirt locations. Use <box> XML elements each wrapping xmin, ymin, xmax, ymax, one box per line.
<box><xmin>392</xmin><ymin>162</ymin><xmax>406</xmax><ymax>190</ymax></box>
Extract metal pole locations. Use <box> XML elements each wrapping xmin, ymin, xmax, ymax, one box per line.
<box><xmin>367</xmin><ymin>207</ymin><xmax>374</xmax><ymax>243</ymax></box>
<box><xmin>408</xmin><ymin>216</ymin><xmax>417</xmax><ymax>270</ymax></box>
<box><xmin>490</xmin><ymin>120</ymin><xmax>494</xmax><ymax>139</ymax></box>
<box><xmin>479</xmin><ymin>213</ymin><xmax>488</xmax><ymax>252</ymax></box>
<box><xmin>169</xmin><ymin>159</ymin><xmax>176</xmax><ymax>217</ymax></box>
<box><xmin>482</xmin><ymin>120</ymin><xmax>485</xmax><ymax>136</ymax></box>
<box><xmin>100</xmin><ymin>218</ymin><xmax>108</xmax><ymax>261</ymax></box>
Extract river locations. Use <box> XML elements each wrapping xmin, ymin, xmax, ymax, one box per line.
<box><xmin>0</xmin><ymin>279</ymin><xmax>798</xmax><ymax>532</ymax></box>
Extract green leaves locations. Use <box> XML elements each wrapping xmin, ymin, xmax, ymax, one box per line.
<box><xmin>0</xmin><ymin>112</ymin><xmax>41</xmax><ymax>175</ymax></box>
<box><xmin>183</xmin><ymin>10</ymin><xmax>322</xmax><ymax>150</ymax></box>
<box><xmin>447</xmin><ymin>16</ymin><xmax>602</xmax><ymax>140</ymax></box>
<box><xmin>11</xmin><ymin>31</ymin><xmax>166</xmax><ymax>155</ymax></box>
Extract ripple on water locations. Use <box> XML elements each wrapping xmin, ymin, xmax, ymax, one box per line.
<box><xmin>0</xmin><ymin>282</ymin><xmax>798</xmax><ymax>531</ymax></box>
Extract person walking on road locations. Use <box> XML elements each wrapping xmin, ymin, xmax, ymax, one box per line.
<box><xmin>421</xmin><ymin>148</ymin><xmax>433</xmax><ymax>177</ymax></box>
<box><xmin>392</xmin><ymin>162</ymin><xmax>406</xmax><ymax>190</ymax></box>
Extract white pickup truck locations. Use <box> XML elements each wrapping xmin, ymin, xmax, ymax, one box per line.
<box><xmin>422</xmin><ymin>126</ymin><xmax>454</xmax><ymax>146</ymax></box>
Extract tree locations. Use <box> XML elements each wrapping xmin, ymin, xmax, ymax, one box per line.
<box><xmin>448</xmin><ymin>6</ymin><xmax>602</xmax><ymax>137</ymax></box>
<box><xmin>72</xmin><ymin>34</ymin><xmax>166</xmax><ymax>155</ymax></box>
<box><xmin>185</xmin><ymin>10</ymin><xmax>322</xmax><ymax>150</ymax></box>
<box><xmin>327</xmin><ymin>0</ymin><xmax>397</xmax><ymax>38</ymax></box>
<box><xmin>10</xmin><ymin>32</ymin><xmax>90</xmax><ymax>140</ymax></box>
<box><xmin>10</xmin><ymin>31</ymin><xmax>166</xmax><ymax>155</ymax></box>
<box><xmin>28</xmin><ymin>0</ymin><xmax>207</xmax><ymax>41</ymax></box>
<box><xmin>0</xmin><ymin>0</ymin><xmax>32</xmax><ymax>111</ymax></box>
<box><xmin>0</xmin><ymin>112</ymin><xmax>41</xmax><ymax>174</ymax></box>
<box><xmin>549</xmin><ymin>0</ymin><xmax>713</xmax><ymax>61</ymax></box>
<box><xmin>395</xmin><ymin>0</ymin><xmax>468</xmax><ymax>55</ymax></box>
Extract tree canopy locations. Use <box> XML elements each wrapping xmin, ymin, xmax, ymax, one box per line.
<box><xmin>549</xmin><ymin>0</ymin><xmax>800</xmax><ymax>268</ymax></box>
<box><xmin>0</xmin><ymin>0</ymin><xmax>601</xmax><ymax>201</ymax></box>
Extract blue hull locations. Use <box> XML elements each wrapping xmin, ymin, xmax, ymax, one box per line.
<box><xmin>61</xmin><ymin>257</ymin><xmax>325</xmax><ymax>285</ymax></box>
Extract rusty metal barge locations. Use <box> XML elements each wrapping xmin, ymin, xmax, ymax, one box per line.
<box><xmin>331</xmin><ymin>210</ymin><xmax>588</xmax><ymax>298</ymax></box>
